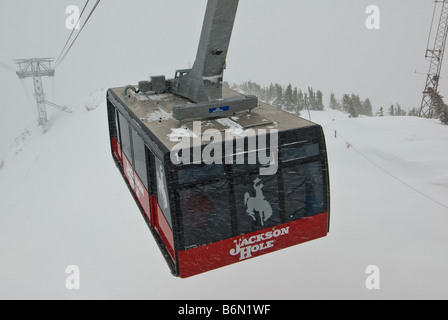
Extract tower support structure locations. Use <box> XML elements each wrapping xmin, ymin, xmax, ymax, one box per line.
<box><xmin>420</xmin><ymin>0</ymin><xmax>448</xmax><ymax>118</ymax></box>
<box><xmin>15</xmin><ymin>58</ymin><xmax>69</xmax><ymax>127</ymax></box>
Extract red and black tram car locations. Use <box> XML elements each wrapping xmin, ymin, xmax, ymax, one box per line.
<box><xmin>107</xmin><ymin>87</ymin><xmax>330</xmax><ymax>278</ymax></box>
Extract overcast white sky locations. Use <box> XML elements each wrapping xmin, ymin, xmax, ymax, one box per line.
<box><xmin>0</xmin><ymin>0</ymin><xmax>446</xmax><ymax>158</ymax></box>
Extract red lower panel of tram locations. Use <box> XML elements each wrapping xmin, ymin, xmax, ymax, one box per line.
<box><xmin>178</xmin><ymin>212</ymin><xmax>329</xmax><ymax>278</ymax></box>
<box><xmin>111</xmin><ymin>138</ymin><xmax>122</xmax><ymax>165</ymax></box>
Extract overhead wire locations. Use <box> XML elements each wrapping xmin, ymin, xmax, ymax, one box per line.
<box><xmin>426</xmin><ymin>1</ymin><xmax>439</xmax><ymax>56</ymax></box>
<box><xmin>54</xmin><ymin>0</ymin><xmax>91</xmax><ymax>67</ymax></box>
<box><xmin>4</xmin><ymin>0</ymin><xmax>102</xmax><ymax>73</ymax></box>
<box><xmin>2</xmin><ymin>1</ymin><xmax>101</xmax><ymax>125</ymax></box>
<box><xmin>54</xmin><ymin>0</ymin><xmax>101</xmax><ymax>69</ymax></box>
<box><xmin>322</xmin><ymin>125</ymin><xmax>448</xmax><ymax>211</ymax></box>
<box><xmin>348</xmin><ymin>138</ymin><xmax>448</xmax><ymax>211</ymax></box>
<box><xmin>0</xmin><ymin>60</ymin><xmax>16</xmax><ymax>73</ymax></box>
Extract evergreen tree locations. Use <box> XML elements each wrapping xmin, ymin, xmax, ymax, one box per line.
<box><xmin>351</xmin><ymin>94</ymin><xmax>362</xmax><ymax>116</ymax></box>
<box><xmin>440</xmin><ymin>105</ymin><xmax>448</xmax><ymax>125</ymax></box>
<box><xmin>342</xmin><ymin>94</ymin><xmax>351</xmax><ymax>113</ymax></box>
<box><xmin>230</xmin><ymin>80</ymin><xmax>376</xmax><ymax>119</ymax></box>
<box><xmin>431</xmin><ymin>91</ymin><xmax>448</xmax><ymax>125</ymax></box>
<box><xmin>297</xmin><ymin>90</ymin><xmax>305</xmax><ymax>111</ymax></box>
<box><xmin>348</xmin><ymin>100</ymin><xmax>359</xmax><ymax>118</ymax></box>
<box><xmin>260</xmin><ymin>86</ymin><xmax>267</xmax><ymax>102</ymax></box>
<box><xmin>361</xmin><ymin>98</ymin><xmax>373</xmax><ymax>117</ymax></box>
<box><xmin>395</xmin><ymin>104</ymin><xmax>406</xmax><ymax>116</ymax></box>
<box><xmin>316</xmin><ymin>90</ymin><xmax>324</xmax><ymax>111</ymax></box>
<box><xmin>329</xmin><ymin>93</ymin><xmax>340</xmax><ymax>110</ymax></box>
<box><xmin>292</xmin><ymin>87</ymin><xmax>299</xmax><ymax>113</ymax></box>
<box><xmin>274</xmin><ymin>83</ymin><xmax>284</xmax><ymax>108</ymax></box>
<box><xmin>389</xmin><ymin>104</ymin><xmax>395</xmax><ymax>116</ymax></box>
<box><xmin>377</xmin><ymin>107</ymin><xmax>384</xmax><ymax>117</ymax></box>
<box><xmin>308</xmin><ymin>87</ymin><xmax>317</xmax><ymax>110</ymax></box>
<box><xmin>267</xmin><ymin>83</ymin><xmax>275</xmax><ymax>104</ymax></box>
<box><xmin>304</xmin><ymin>93</ymin><xmax>309</xmax><ymax>109</ymax></box>
<box><xmin>284</xmin><ymin>84</ymin><xmax>293</xmax><ymax>111</ymax></box>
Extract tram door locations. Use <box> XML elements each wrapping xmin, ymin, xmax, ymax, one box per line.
<box><xmin>108</xmin><ymin>106</ymin><xmax>123</xmax><ymax>166</ymax></box>
<box><xmin>108</xmin><ymin>101</ymin><xmax>176</xmax><ymax>262</ymax></box>
<box><xmin>114</xmin><ymin>112</ymin><xmax>151</xmax><ymax>224</ymax></box>
<box><xmin>152</xmin><ymin>157</ymin><xmax>175</xmax><ymax>259</ymax></box>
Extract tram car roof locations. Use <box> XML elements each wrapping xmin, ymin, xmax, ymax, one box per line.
<box><xmin>108</xmin><ymin>86</ymin><xmax>319</xmax><ymax>153</ymax></box>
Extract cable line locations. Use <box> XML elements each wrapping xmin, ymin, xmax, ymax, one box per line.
<box><xmin>349</xmin><ymin>141</ymin><xmax>448</xmax><ymax>211</ymax></box>
<box><xmin>54</xmin><ymin>0</ymin><xmax>101</xmax><ymax>69</ymax></box>
<box><xmin>0</xmin><ymin>60</ymin><xmax>16</xmax><ymax>73</ymax></box>
<box><xmin>323</xmin><ymin>126</ymin><xmax>448</xmax><ymax>211</ymax></box>
<box><xmin>54</xmin><ymin>0</ymin><xmax>91</xmax><ymax>67</ymax></box>
<box><xmin>426</xmin><ymin>1</ymin><xmax>438</xmax><ymax>55</ymax></box>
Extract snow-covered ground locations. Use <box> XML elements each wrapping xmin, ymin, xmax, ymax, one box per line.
<box><xmin>1</xmin><ymin>92</ymin><xmax>448</xmax><ymax>300</ymax></box>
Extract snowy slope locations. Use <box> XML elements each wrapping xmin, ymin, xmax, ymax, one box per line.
<box><xmin>1</xmin><ymin>92</ymin><xmax>448</xmax><ymax>300</ymax></box>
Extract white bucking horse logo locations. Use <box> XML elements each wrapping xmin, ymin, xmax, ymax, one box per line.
<box><xmin>244</xmin><ymin>178</ymin><xmax>273</xmax><ymax>226</ymax></box>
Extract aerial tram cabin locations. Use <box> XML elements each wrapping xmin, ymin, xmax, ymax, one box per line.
<box><xmin>107</xmin><ymin>0</ymin><xmax>330</xmax><ymax>278</ymax></box>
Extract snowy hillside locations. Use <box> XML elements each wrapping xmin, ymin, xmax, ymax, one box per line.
<box><xmin>1</xmin><ymin>91</ymin><xmax>448</xmax><ymax>300</ymax></box>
